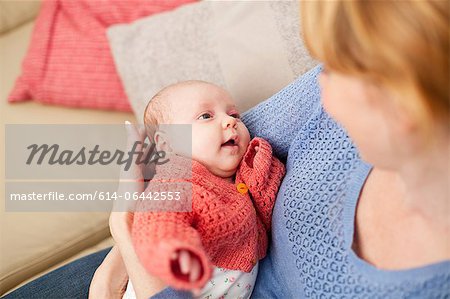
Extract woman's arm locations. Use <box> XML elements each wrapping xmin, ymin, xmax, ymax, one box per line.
<box><xmin>107</xmin><ymin>122</ymin><xmax>209</xmax><ymax>298</ymax></box>
<box><xmin>242</xmin><ymin>65</ymin><xmax>322</xmax><ymax>160</ymax></box>
<box><xmin>106</xmin><ymin>122</ymin><xmax>168</xmax><ymax>299</ymax></box>
<box><xmin>109</xmin><ymin>214</ymin><xmax>167</xmax><ymax>299</ymax></box>
<box><xmin>89</xmin><ymin>245</ymin><xmax>129</xmax><ymax>299</ymax></box>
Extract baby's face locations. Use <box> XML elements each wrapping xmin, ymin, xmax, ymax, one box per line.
<box><xmin>163</xmin><ymin>83</ymin><xmax>250</xmax><ymax>178</ymax></box>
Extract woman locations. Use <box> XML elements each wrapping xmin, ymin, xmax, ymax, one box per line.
<box><xmin>3</xmin><ymin>1</ymin><xmax>448</xmax><ymax>298</ymax></box>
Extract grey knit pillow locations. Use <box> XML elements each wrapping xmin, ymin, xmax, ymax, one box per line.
<box><xmin>107</xmin><ymin>1</ymin><xmax>317</xmax><ymax>120</ymax></box>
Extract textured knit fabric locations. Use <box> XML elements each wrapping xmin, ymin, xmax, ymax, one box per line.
<box><xmin>132</xmin><ymin>138</ymin><xmax>285</xmax><ymax>290</ymax></box>
<box><xmin>238</xmin><ymin>65</ymin><xmax>450</xmax><ymax>298</ymax></box>
<box><xmin>8</xmin><ymin>0</ymin><xmax>195</xmax><ymax>111</ymax></box>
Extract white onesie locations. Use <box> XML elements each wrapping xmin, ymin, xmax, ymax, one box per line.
<box><xmin>123</xmin><ymin>263</ymin><xmax>258</xmax><ymax>299</ymax></box>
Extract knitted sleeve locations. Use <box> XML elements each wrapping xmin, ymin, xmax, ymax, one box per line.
<box><xmin>131</xmin><ymin>201</ymin><xmax>213</xmax><ymax>290</ymax></box>
<box><xmin>239</xmin><ymin>137</ymin><xmax>285</xmax><ymax>231</ymax></box>
<box><xmin>241</xmin><ymin>65</ymin><xmax>323</xmax><ymax>160</ymax></box>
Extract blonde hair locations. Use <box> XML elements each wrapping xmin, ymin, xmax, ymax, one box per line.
<box><xmin>301</xmin><ymin>1</ymin><xmax>449</xmax><ymax>131</ymax></box>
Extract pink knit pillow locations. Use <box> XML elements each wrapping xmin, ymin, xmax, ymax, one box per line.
<box><xmin>8</xmin><ymin>0</ymin><xmax>195</xmax><ymax>111</ymax></box>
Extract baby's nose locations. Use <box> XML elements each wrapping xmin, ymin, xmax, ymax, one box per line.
<box><xmin>222</xmin><ymin>115</ymin><xmax>237</xmax><ymax>129</ymax></box>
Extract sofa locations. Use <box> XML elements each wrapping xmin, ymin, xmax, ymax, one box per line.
<box><xmin>0</xmin><ymin>1</ymin><xmax>316</xmax><ymax>296</ymax></box>
<box><xmin>0</xmin><ymin>2</ymin><xmax>133</xmax><ymax>295</ymax></box>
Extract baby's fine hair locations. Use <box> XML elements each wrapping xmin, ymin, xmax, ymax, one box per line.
<box><xmin>143</xmin><ymin>80</ymin><xmax>216</xmax><ymax>142</ymax></box>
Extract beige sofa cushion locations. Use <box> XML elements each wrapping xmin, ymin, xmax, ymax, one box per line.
<box><xmin>0</xmin><ymin>21</ymin><xmax>135</xmax><ymax>295</ymax></box>
<box><xmin>0</xmin><ymin>1</ymin><xmax>41</xmax><ymax>35</ymax></box>
<box><xmin>107</xmin><ymin>0</ymin><xmax>317</xmax><ymax>119</ymax></box>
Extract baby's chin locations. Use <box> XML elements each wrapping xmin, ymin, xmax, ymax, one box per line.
<box><xmin>207</xmin><ymin>164</ymin><xmax>239</xmax><ymax>179</ymax></box>
<box><xmin>192</xmin><ymin>154</ymin><xmax>242</xmax><ymax>179</ymax></box>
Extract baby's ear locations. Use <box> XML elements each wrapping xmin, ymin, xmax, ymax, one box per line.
<box><xmin>154</xmin><ymin>130</ymin><xmax>173</xmax><ymax>154</ymax></box>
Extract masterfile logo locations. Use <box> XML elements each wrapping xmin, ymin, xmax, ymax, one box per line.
<box><xmin>25</xmin><ymin>142</ymin><xmax>168</xmax><ymax>170</ymax></box>
<box><xmin>4</xmin><ymin>124</ymin><xmax>193</xmax><ymax>212</ymax></box>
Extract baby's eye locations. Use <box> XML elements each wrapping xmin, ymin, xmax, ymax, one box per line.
<box><xmin>198</xmin><ymin>113</ymin><xmax>213</xmax><ymax>120</ymax></box>
<box><xmin>230</xmin><ymin>113</ymin><xmax>241</xmax><ymax>119</ymax></box>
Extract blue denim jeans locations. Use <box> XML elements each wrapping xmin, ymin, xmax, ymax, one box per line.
<box><xmin>1</xmin><ymin>248</ymin><xmax>191</xmax><ymax>299</ymax></box>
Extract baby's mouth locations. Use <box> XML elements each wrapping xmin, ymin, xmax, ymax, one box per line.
<box><xmin>222</xmin><ymin>139</ymin><xmax>236</xmax><ymax>146</ymax></box>
<box><xmin>221</xmin><ymin>135</ymin><xmax>239</xmax><ymax>148</ymax></box>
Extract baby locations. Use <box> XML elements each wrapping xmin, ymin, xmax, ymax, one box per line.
<box><xmin>124</xmin><ymin>80</ymin><xmax>285</xmax><ymax>299</ymax></box>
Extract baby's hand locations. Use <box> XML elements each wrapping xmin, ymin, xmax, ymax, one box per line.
<box><xmin>244</xmin><ymin>141</ymin><xmax>261</xmax><ymax>168</ymax></box>
<box><xmin>170</xmin><ymin>249</ymin><xmax>203</xmax><ymax>283</ymax></box>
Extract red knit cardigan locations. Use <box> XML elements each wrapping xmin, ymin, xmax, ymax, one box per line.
<box><xmin>131</xmin><ymin>137</ymin><xmax>285</xmax><ymax>290</ymax></box>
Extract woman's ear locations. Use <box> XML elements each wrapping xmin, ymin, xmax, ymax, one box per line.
<box><xmin>154</xmin><ymin>130</ymin><xmax>173</xmax><ymax>154</ymax></box>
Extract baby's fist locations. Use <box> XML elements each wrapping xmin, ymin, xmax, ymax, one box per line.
<box><xmin>170</xmin><ymin>250</ymin><xmax>203</xmax><ymax>283</ymax></box>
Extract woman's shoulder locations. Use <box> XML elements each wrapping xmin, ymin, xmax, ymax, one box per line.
<box><xmin>242</xmin><ymin>65</ymin><xmax>324</xmax><ymax>159</ymax></box>
<box><xmin>261</xmin><ymin>112</ymin><xmax>450</xmax><ymax>296</ymax></box>
<box><xmin>288</xmin><ymin>106</ymin><xmax>358</xmax><ymax>162</ymax></box>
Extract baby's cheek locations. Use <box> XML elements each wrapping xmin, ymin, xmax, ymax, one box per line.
<box><xmin>240</xmin><ymin>126</ymin><xmax>251</xmax><ymax>146</ymax></box>
<box><xmin>191</xmin><ymin>143</ymin><xmax>206</xmax><ymax>160</ymax></box>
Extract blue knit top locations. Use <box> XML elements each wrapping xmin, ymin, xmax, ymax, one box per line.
<box><xmin>152</xmin><ymin>65</ymin><xmax>450</xmax><ymax>299</ymax></box>
<box><xmin>241</xmin><ymin>65</ymin><xmax>450</xmax><ymax>298</ymax></box>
